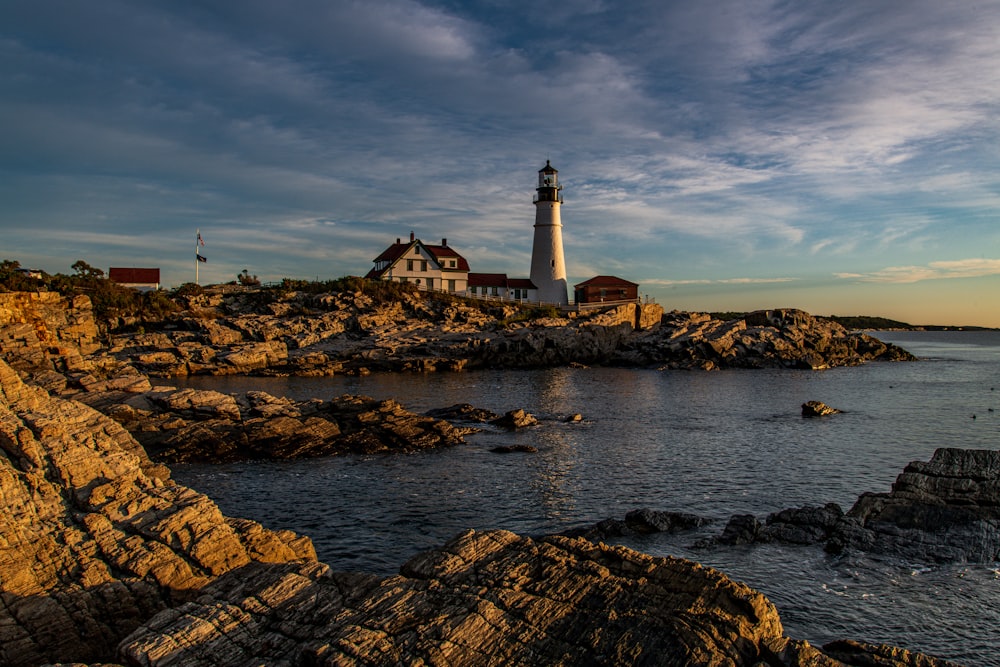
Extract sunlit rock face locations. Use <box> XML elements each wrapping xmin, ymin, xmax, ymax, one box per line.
<box><xmin>0</xmin><ymin>358</ymin><xmax>315</xmax><ymax>667</ymax></box>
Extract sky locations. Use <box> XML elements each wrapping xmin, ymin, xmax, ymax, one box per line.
<box><xmin>2</xmin><ymin>1</ymin><xmax>999</xmax><ymax>327</ymax></box>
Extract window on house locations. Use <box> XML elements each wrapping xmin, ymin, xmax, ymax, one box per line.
<box><xmin>406</xmin><ymin>260</ymin><xmax>413</xmax><ymax>271</ymax></box>
<box><xmin>491</xmin><ymin>286</ymin><xmax>498</xmax><ymax>296</ymax></box>
<box><xmin>427</xmin><ymin>278</ymin><xmax>434</xmax><ymax>289</ymax></box>
<box><xmin>420</xmin><ymin>261</ymin><xmax>427</xmax><ymax>271</ymax></box>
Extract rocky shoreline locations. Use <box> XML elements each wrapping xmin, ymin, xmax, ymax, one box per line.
<box><xmin>0</xmin><ymin>289</ymin><xmax>977</xmax><ymax>666</ymax></box>
<box><xmin>88</xmin><ymin>286</ymin><xmax>915</xmax><ymax>377</ymax></box>
<box><xmin>567</xmin><ymin>446</ymin><xmax>1000</xmax><ymax>565</ymax></box>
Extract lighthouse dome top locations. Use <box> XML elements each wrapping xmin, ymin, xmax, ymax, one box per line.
<box><xmin>537</xmin><ymin>160</ymin><xmax>561</xmax><ymax>190</ymax></box>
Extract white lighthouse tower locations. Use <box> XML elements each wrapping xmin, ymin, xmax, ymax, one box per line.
<box><xmin>529</xmin><ymin>160</ymin><xmax>568</xmax><ymax>305</ymax></box>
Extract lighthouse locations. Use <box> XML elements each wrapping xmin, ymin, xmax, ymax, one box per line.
<box><xmin>529</xmin><ymin>160</ymin><xmax>569</xmax><ymax>305</ymax></box>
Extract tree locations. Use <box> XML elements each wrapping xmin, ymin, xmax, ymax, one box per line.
<box><xmin>71</xmin><ymin>260</ymin><xmax>105</xmax><ymax>279</ymax></box>
<box><xmin>237</xmin><ymin>269</ymin><xmax>261</xmax><ymax>286</ymax></box>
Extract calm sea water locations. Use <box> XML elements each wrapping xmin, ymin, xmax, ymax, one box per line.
<box><xmin>172</xmin><ymin>331</ymin><xmax>1000</xmax><ymax>665</ymax></box>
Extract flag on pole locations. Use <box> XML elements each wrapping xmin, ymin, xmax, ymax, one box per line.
<box><xmin>197</xmin><ymin>254</ymin><xmax>207</xmax><ymax>263</ymax></box>
<box><xmin>197</xmin><ymin>232</ymin><xmax>205</xmax><ymax>246</ymax></box>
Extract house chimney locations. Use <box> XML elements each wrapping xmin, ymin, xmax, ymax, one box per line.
<box><xmin>442</xmin><ymin>238</ymin><xmax>447</xmax><ymax>247</ymax></box>
<box><xmin>396</xmin><ymin>238</ymin><xmax>401</xmax><ymax>245</ymax></box>
<box><xmin>410</xmin><ymin>231</ymin><xmax>415</xmax><ymax>242</ymax></box>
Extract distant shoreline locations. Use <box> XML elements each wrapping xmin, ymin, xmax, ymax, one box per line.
<box><xmin>709</xmin><ymin>312</ymin><xmax>999</xmax><ymax>332</ymax></box>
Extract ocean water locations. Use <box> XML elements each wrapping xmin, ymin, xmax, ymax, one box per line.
<box><xmin>172</xmin><ymin>331</ymin><xmax>1000</xmax><ymax>665</ymax></box>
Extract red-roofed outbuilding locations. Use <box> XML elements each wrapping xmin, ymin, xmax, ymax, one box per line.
<box><xmin>573</xmin><ymin>275</ymin><xmax>639</xmax><ymax>304</ymax></box>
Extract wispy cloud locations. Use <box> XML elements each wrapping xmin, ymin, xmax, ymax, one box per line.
<box><xmin>644</xmin><ymin>277</ymin><xmax>798</xmax><ymax>287</ymax></box>
<box><xmin>836</xmin><ymin>259</ymin><xmax>1000</xmax><ymax>284</ymax></box>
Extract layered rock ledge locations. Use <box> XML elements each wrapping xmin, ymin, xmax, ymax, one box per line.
<box><xmin>85</xmin><ymin>286</ymin><xmax>914</xmax><ymax>376</ymax></box>
<box><xmin>0</xmin><ymin>359</ymin><xmax>315</xmax><ymax>667</ymax></box>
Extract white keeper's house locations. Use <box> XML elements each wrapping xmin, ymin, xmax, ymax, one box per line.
<box><xmin>365</xmin><ymin>232</ymin><xmax>471</xmax><ymax>293</ymax></box>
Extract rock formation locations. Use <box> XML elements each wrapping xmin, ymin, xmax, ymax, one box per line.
<box><xmin>620</xmin><ymin>308</ymin><xmax>914</xmax><ymax>370</ymax></box>
<box><xmin>802</xmin><ymin>400</ymin><xmax>842</xmax><ymax>416</ymax></box>
<box><xmin>702</xmin><ymin>448</ymin><xmax>1000</xmax><ymax>563</ymax></box>
<box><xmin>86</xmin><ymin>286</ymin><xmax>914</xmax><ymax>376</ymax></box>
<box><xmin>0</xmin><ymin>293</ymin><xmax>961</xmax><ymax>666</ymax></box>
<box><xmin>118</xmin><ymin>529</ymin><xmax>960</xmax><ymax>667</ymax></box>
<box><xmin>0</xmin><ymin>358</ymin><xmax>315</xmax><ymax>667</ymax></box>
<box><xmin>86</xmin><ymin>386</ymin><xmax>475</xmax><ymax>463</ymax></box>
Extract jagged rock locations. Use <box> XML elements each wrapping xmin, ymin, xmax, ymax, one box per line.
<box><xmin>704</xmin><ymin>449</ymin><xmax>1000</xmax><ymax>563</ymax></box>
<box><xmin>0</xmin><ymin>358</ymin><xmax>314</xmax><ymax>667</ymax></box>
<box><xmin>830</xmin><ymin>448</ymin><xmax>1000</xmax><ymax>562</ymax></box>
<box><xmin>425</xmin><ymin>402</ymin><xmax>502</xmax><ymax>422</ymax></box>
<box><xmin>802</xmin><ymin>400</ymin><xmax>842</xmax><ymax>416</ymax></box>
<box><xmin>763</xmin><ymin>503</ymin><xmax>845</xmax><ymax>544</ymax></box>
<box><xmin>116</xmin><ymin>389</ymin><xmax>472</xmax><ymax>463</ymax></box>
<box><xmin>0</xmin><ymin>292</ymin><xmax>101</xmax><ymax>373</ymax></box>
<box><xmin>90</xmin><ymin>287</ymin><xmax>914</xmax><ymax>376</ymax></box>
<box><xmin>718</xmin><ymin>514</ymin><xmax>764</xmax><ymax>545</ymax></box>
<box><xmin>491</xmin><ymin>408</ymin><xmax>538</xmax><ymax>429</ymax></box>
<box><xmin>624</xmin><ymin>508</ymin><xmax>709</xmax><ymax>534</ymax></box>
<box><xmin>118</xmin><ymin>528</ymin><xmax>957</xmax><ymax>667</ymax></box>
<box><xmin>563</xmin><ymin>508</ymin><xmax>711</xmax><ymax>541</ymax></box>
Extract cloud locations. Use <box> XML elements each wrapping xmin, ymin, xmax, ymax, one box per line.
<box><xmin>835</xmin><ymin>259</ymin><xmax>1000</xmax><ymax>284</ymax></box>
<box><xmin>643</xmin><ymin>277</ymin><xmax>798</xmax><ymax>287</ymax></box>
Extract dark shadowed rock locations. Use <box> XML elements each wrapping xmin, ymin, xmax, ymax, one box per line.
<box><xmin>562</xmin><ymin>508</ymin><xmax>711</xmax><ymax>541</ymax></box>
<box><xmin>490</xmin><ymin>444</ymin><xmax>539</xmax><ymax>453</ymax></box>
<box><xmin>134</xmin><ymin>392</ymin><xmax>473</xmax><ymax>463</ymax></box>
<box><xmin>425</xmin><ymin>402</ymin><xmax>501</xmax><ymax>422</ymax></box>
<box><xmin>718</xmin><ymin>514</ymin><xmax>764</xmax><ymax>545</ymax></box>
<box><xmin>706</xmin><ymin>449</ymin><xmax>1000</xmax><ymax>563</ymax></box>
<box><xmin>829</xmin><ymin>448</ymin><xmax>1000</xmax><ymax>562</ymax></box>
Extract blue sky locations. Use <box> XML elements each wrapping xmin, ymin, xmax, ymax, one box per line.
<box><xmin>2</xmin><ymin>1</ymin><xmax>998</xmax><ymax>326</ymax></box>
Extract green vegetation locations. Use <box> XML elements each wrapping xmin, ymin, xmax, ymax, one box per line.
<box><xmin>1</xmin><ymin>258</ymin><xmax>179</xmax><ymax>330</ymax></box>
<box><xmin>501</xmin><ymin>305</ymin><xmax>561</xmax><ymax>327</ymax></box>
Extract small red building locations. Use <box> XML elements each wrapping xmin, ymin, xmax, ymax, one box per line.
<box><xmin>573</xmin><ymin>275</ymin><xmax>638</xmax><ymax>304</ymax></box>
<box><xmin>109</xmin><ymin>267</ymin><xmax>160</xmax><ymax>292</ymax></box>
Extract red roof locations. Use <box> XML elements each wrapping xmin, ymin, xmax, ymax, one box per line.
<box><xmin>507</xmin><ymin>278</ymin><xmax>536</xmax><ymax>289</ymax></box>
<box><xmin>425</xmin><ymin>244</ymin><xmax>470</xmax><ymax>271</ymax></box>
<box><xmin>109</xmin><ymin>267</ymin><xmax>160</xmax><ymax>284</ymax></box>
<box><xmin>574</xmin><ymin>275</ymin><xmax>638</xmax><ymax>289</ymax></box>
<box><xmin>367</xmin><ymin>238</ymin><xmax>470</xmax><ymax>279</ymax></box>
<box><xmin>468</xmin><ymin>273</ymin><xmax>508</xmax><ymax>287</ymax></box>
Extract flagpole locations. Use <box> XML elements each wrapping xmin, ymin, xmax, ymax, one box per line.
<box><xmin>196</xmin><ymin>229</ymin><xmax>200</xmax><ymax>285</ymax></box>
